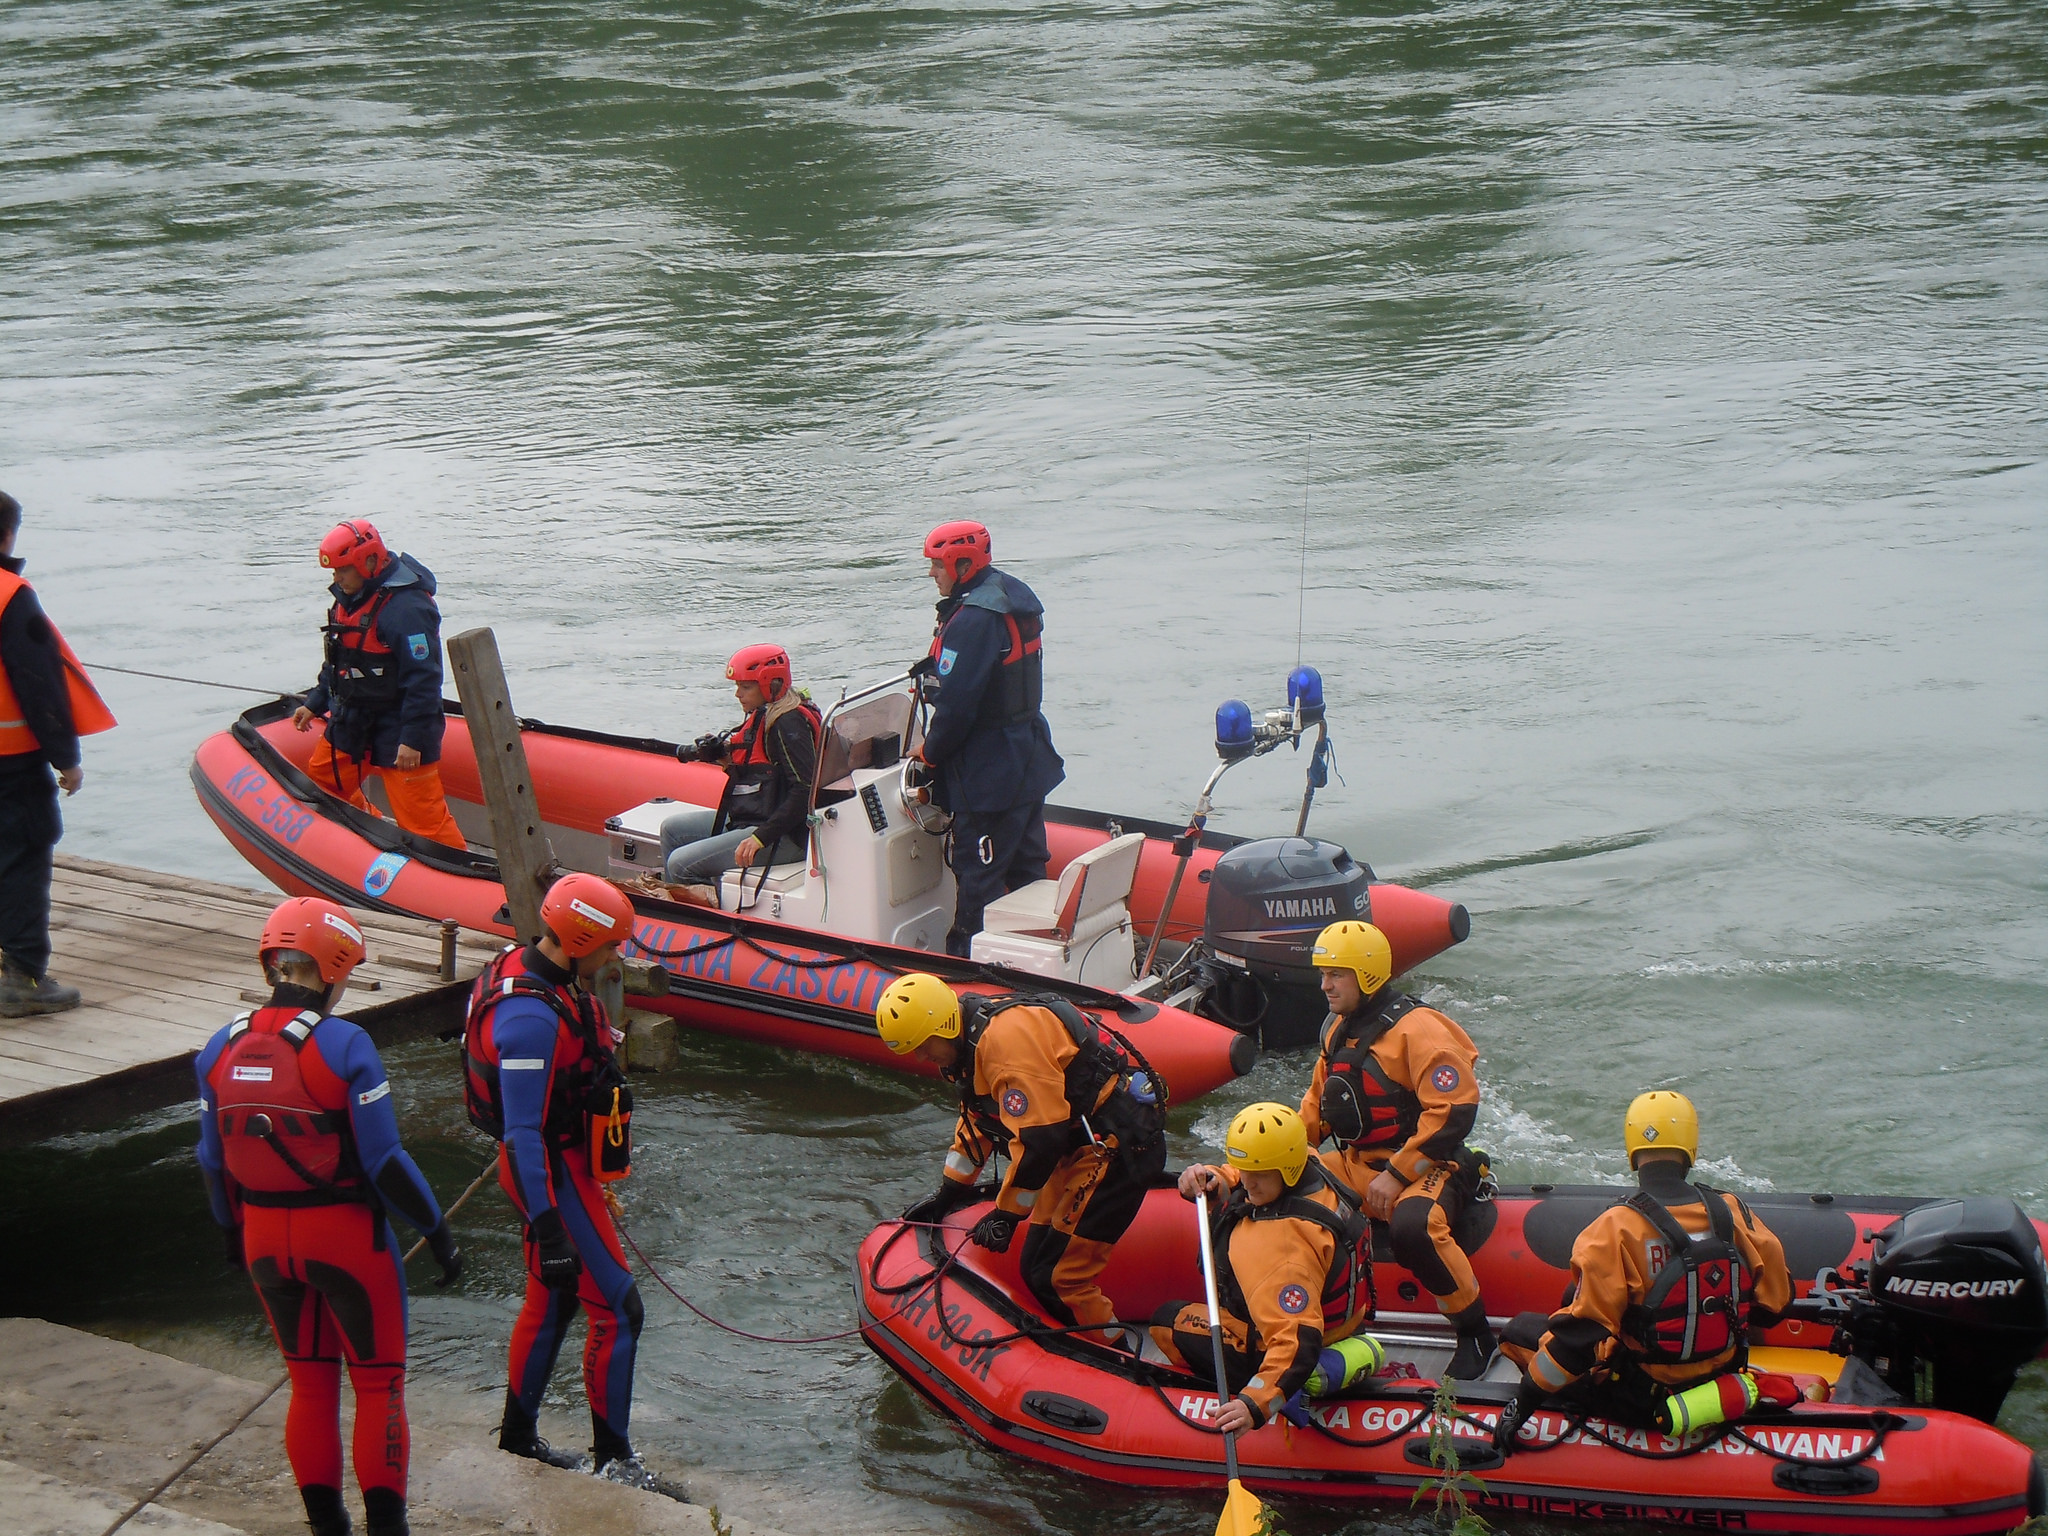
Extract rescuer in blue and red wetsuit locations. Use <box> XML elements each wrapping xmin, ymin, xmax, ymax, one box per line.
<box><xmin>913</xmin><ymin>521</ymin><xmax>1065</xmax><ymax>957</ymax></box>
<box><xmin>463</xmin><ymin>873</ymin><xmax>655</xmax><ymax>1487</ymax></box>
<box><xmin>196</xmin><ymin>897</ymin><xmax>461</xmax><ymax>1536</ymax></box>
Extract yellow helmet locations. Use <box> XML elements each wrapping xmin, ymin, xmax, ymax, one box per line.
<box><xmin>1310</xmin><ymin>920</ymin><xmax>1392</xmax><ymax>994</ymax></box>
<box><xmin>1224</xmin><ymin>1102</ymin><xmax>1309</xmax><ymax>1184</ymax></box>
<box><xmin>1625</xmin><ymin>1091</ymin><xmax>1699</xmax><ymax>1167</ymax></box>
<box><xmin>875</xmin><ymin>972</ymin><xmax>962</xmax><ymax>1054</ymax></box>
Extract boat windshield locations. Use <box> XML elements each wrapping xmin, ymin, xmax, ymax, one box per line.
<box><xmin>814</xmin><ymin>676</ymin><xmax>923</xmax><ymax>800</ymax></box>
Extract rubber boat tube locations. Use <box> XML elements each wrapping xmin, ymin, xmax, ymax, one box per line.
<box><xmin>858</xmin><ymin>1184</ymin><xmax>2048</xmax><ymax>1532</ymax></box>
<box><xmin>190</xmin><ymin>699</ymin><xmax>1264</xmax><ymax>1098</ymax></box>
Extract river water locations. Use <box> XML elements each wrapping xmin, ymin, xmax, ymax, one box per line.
<box><xmin>2</xmin><ymin>0</ymin><xmax>2043</xmax><ymax>1530</ymax></box>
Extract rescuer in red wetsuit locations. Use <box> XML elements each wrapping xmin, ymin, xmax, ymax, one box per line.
<box><xmin>464</xmin><ymin>873</ymin><xmax>656</xmax><ymax>1487</ymax></box>
<box><xmin>196</xmin><ymin>897</ymin><xmax>461</xmax><ymax>1536</ymax></box>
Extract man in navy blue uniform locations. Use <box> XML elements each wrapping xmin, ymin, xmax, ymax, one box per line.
<box><xmin>0</xmin><ymin>490</ymin><xmax>115</xmax><ymax>1016</ymax></box>
<box><xmin>915</xmin><ymin>521</ymin><xmax>1066</xmax><ymax>957</ymax></box>
<box><xmin>290</xmin><ymin>520</ymin><xmax>466</xmax><ymax>849</ymax></box>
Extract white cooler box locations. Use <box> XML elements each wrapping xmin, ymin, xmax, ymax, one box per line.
<box><xmin>604</xmin><ymin>798</ymin><xmax>692</xmax><ymax>883</ymax></box>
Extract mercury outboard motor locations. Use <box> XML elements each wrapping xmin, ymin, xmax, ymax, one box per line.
<box><xmin>1196</xmin><ymin>838</ymin><xmax>1372</xmax><ymax>1051</ymax></box>
<box><xmin>1831</xmin><ymin>1197</ymin><xmax>2048</xmax><ymax>1423</ymax></box>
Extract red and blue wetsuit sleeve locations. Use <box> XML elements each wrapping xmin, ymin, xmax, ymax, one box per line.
<box><xmin>491</xmin><ymin>997</ymin><xmax>564</xmax><ymax>1218</ymax></box>
<box><xmin>315</xmin><ymin>1019</ymin><xmax>445</xmax><ymax>1237</ymax></box>
<box><xmin>193</xmin><ymin>1027</ymin><xmax>236</xmax><ymax>1229</ymax></box>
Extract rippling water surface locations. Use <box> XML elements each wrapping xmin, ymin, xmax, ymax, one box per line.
<box><xmin>2</xmin><ymin>1</ymin><xmax>2043</xmax><ymax>1530</ymax></box>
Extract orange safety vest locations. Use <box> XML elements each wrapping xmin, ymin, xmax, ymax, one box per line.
<box><xmin>0</xmin><ymin>569</ymin><xmax>117</xmax><ymax>757</ymax></box>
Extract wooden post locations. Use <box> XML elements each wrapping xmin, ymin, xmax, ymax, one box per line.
<box><xmin>447</xmin><ymin>628</ymin><xmax>557</xmax><ymax>943</ymax></box>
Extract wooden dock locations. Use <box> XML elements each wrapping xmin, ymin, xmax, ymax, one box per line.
<box><xmin>0</xmin><ymin>855</ymin><xmax>504</xmax><ymax>1143</ymax></box>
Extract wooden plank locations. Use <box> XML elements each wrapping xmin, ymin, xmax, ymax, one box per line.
<box><xmin>3</xmin><ymin>858</ymin><xmax>475</xmax><ymax>1124</ymax></box>
<box><xmin>447</xmin><ymin>628</ymin><xmax>554</xmax><ymax>945</ymax></box>
<box><xmin>55</xmin><ymin>857</ymin><xmax>495</xmax><ymax>951</ymax></box>
<box><xmin>47</xmin><ymin>925</ymin><xmax>374</xmax><ymax>1008</ymax></box>
<box><xmin>53</xmin><ymin>880</ymin><xmax>456</xmax><ymax>961</ymax></box>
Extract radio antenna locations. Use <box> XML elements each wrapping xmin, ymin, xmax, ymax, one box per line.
<box><xmin>1295</xmin><ymin>439</ymin><xmax>1311</xmax><ymax>668</ymax></box>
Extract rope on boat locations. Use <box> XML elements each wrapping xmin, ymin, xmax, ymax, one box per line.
<box><xmin>82</xmin><ymin>660</ymin><xmax>294</xmax><ymax>696</ymax></box>
<box><xmin>617</xmin><ymin>1214</ymin><xmax>967</xmax><ymax>1345</ymax></box>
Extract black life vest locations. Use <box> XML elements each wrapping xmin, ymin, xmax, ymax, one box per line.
<box><xmin>929</xmin><ymin>569</ymin><xmax>1044</xmax><ymax>726</ymax></box>
<box><xmin>1621</xmin><ymin>1184</ymin><xmax>1751</xmax><ymax>1366</ymax></box>
<box><xmin>209</xmin><ymin>1007</ymin><xmax>367</xmax><ymax>1208</ymax></box>
<box><xmin>462</xmin><ymin>945</ymin><xmax>627</xmax><ymax>1155</ymax></box>
<box><xmin>1316</xmin><ymin>993</ymin><xmax>1423</xmax><ymax>1152</ymax></box>
<box><xmin>718</xmin><ymin>697</ymin><xmax>824</xmax><ymax>834</ymax></box>
<box><xmin>1213</xmin><ymin>1162</ymin><xmax>1375</xmax><ymax>1347</ymax></box>
<box><xmin>322</xmin><ymin>585</ymin><xmax>402</xmax><ymax>708</ymax></box>
<box><xmin>952</xmin><ymin>993</ymin><xmax>1162</xmax><ymax>1157</ymax></box>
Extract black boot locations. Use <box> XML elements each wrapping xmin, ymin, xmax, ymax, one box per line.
<box><xmin>497</xmin><ymin>1388</ymin><xmax>580</xmax><ymax>1469</ymax></box>
<box><xmin>1445</xmin><ymin>1300</ymin><xmax>1496</xmax><ymax>1380</ymax></box>
<box><xmin>300</xmin><ymin>1485</ymin><xmax>350</xmax><ymax>1536</ymax></box>
<box><xmin>362</xmin><ymin>1489</ymin><xmax>408</xmax><ymax>1536</ymax></box>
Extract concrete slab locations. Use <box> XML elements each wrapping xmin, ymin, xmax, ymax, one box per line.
<box><xmin>0</xmin><ymin>1320</ymin><xmax>789</xmax><ymax>1536</ymax></box>
<box><xmin>0</xmin><ymin>1458</ymin><xmax>250</xmax><ymax>1536</ymax></box>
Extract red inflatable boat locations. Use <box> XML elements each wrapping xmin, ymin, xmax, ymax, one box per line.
<box><xmin>859</xmin><ymin>1185</ymin><xmax>2048</xmax><ymax>1533</ymax></box>
<box><xmin>190</xmin><ymin>684</ymin><xmax>1464</xmax><ymax>1083</ymax></box>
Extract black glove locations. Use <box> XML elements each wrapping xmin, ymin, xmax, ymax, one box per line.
<box><xmin>1492</xmin><ymin>1376</ymin><xmax>1541</xmax><ymax>1456</ymax></box>
<box><xmin>902</xmin><ymin>1180</ymin><xmax>981</xmax><ymax>1225</ymax></box>
<box><xmin>222</xmin><ymin>1224</ymin><xmax>245</xmax><ymax>1272</ymax></box>
<box><xmin>908</xmin><ymin>656</ymin><xmax>937</xmax><ymax>680</ymax></box>
<box><xmin>427</xmin><ymin>1222</ymin><xmax>463</xmax><ymax>1289</ymax></box>
<box><xmin>529</xmin><ymin>1208</ymin><xmax>582</xmax><ymax>1292</ymax></box>
<box><xmin>969</xmin><ymin>1210</ymin><xmax>1023</xmax><ymax>1254</ymax></box>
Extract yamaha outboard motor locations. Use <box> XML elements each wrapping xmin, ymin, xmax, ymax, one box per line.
<box><xmin>1196</xmin><ymin>838</ymin><xmax>1372</xmax><ymax>1051</ymax></box>
<box><xmin>1836</xmin><ymin>1197</ymin><xmax>2048</xmax><ymax>1423</ymax></box>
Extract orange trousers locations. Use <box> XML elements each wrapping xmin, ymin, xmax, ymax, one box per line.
<box><xmin>306</xmin><ymin>738</ymin><xmax>466</xmax><ymax>850</ymax></box>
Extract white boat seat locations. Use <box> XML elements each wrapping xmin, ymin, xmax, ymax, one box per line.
<box><xmin>719</xmin><ymin>859</ymin><xmax>810</xmax><ymax>909</ymax></box>
<box><xmin>980</xmin><ymin>833</ymin><xmax>1145</xmax><ymax>940</ymax></box>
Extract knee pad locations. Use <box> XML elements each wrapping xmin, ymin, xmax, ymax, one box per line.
<box><xmin>621</xmin><ymin>1284</ymin><xmax>645</xmax><ymax>1339</ymax></box>
<box><xmin>1388</xmin><ymin>1196</ymin><xmax>1435</xmax><ymax>1267</ymax></box>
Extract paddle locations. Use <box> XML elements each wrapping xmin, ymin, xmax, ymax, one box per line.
<box><xmin>1195</xmin><ymin>1190</ymin><xmax>1274</xmax><ymax>1536</ymax></box>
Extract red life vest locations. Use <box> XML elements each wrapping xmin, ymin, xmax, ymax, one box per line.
<box><xmin>1316</xmin><ymin>995</ymin><xmax>1423</xmax><ymax>1153</ymax></box>
<box><xmin>208</xmin><ymin>1007</ymin><xmax>365</xmax><ymax>1207</ymax></box>
<box><xmin>928</xmin><ymin>570</ymin><xmax>1044</xmax><ymax>725</ymax></box>
<box><xmin>322</xmin><ymin>586</ymin><xmax>402</xmax><ymax>708</ymax></box>
<box><xmin>462</xmin><ymin>946</ymin><xmax>621</xmax><ymax>1153</ymax></box>
<box><xmin>1622</xmin><ymin>1186</ymin><xmax>1751</xmax><ymax>1365</ymax></box>
<box><xmin>720</xmin><ymin>697</ymin><xmax>823</xmax><ymax>833</ymax></box>
<box><xmin>0</xmin><ymin>569</ymin><xmax>117</xmax><ymax>757</ymax></box>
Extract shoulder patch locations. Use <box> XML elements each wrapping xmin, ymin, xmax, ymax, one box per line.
<box><xmin>407</xmin><ymin>632</ymin><xmax>431</xmax><ymax>661</ymax></box>
<box><xmin>357</xmin><ymin>1081</ymin><xmax>392</xmax><ymax>1106</ymax></box>
<box><xmin>1430</xmin><ymin>1064</ymin><xmax>1461</xmax><ymax>1093</ymax></box>
<box><xmin>937</xmin><ymin>647</ymin><xmax>958</xmax><ymax>677</ymax></box>
<box><xmin>1277</xmin><ymin>1284</ymin><xmax>1310</xmax><ymax>1315</ymax></box>
<box><xmin>1001</xmin><ymin>1087</ymin><xmax>1029</xmax><ymax>1117</ymax></box>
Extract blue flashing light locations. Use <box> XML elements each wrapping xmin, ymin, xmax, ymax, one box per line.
<box><xmin>1215</xmin><ymin>699</ymin><xmax>1254</xmax><ymax>761</ymax></box>
<box><xmin>1288</xmin><ymin>665</ymin><xmax>1324</xmax><ymax>713</ymax></box>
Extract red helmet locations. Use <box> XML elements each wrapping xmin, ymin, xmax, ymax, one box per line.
<box><xmin>541</xmin><ymin>873</ymin><xmax>634</xmax><ymax>959</ymax></box>
<box><xmin>726</xmin><ymin>643</ymin><xmax>792</xmax><ymax>701</ymax></box>
<box><xmin>923</xmin><ymin>521</ymin><xmax>992</xmax><ymax>581</ymax></box>
<box><xmin>319</xmin><ymin>520</ymin><xmax>390</xmax><ymax>580</ymax></box>
<box><xmin>259</xmin><ymin>897</ymin><xmax>366</xmax><ymax>985</ymax></box>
